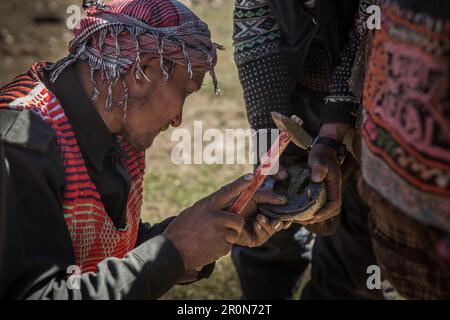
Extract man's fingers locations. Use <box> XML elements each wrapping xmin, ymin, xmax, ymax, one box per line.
<box><xmin>270</xmin><ymin>219</ymin><xmax>283</xmax><ymax>232</ymax></box>
<box><xmin>253</xmin><ymin>220</ymin><xmax>270</xmax><ymax>243</ymax></box>
<box><xmin>215</xmin><ymin>242</ymin><xmax>232</xmax><ymax>259</ymax></box>
<box><xmin>257</xmin><ymin>214</ymin><xmax>282</xmax><ymax>235</ymax></box>
<box><xmin>256</xmin><ymin>215</ymin><xmax>273</xmax><ymax>235</ymax></box>
<box><xmin>304</xmin><ymin>210</ymin><xmax>339</xmax><ymax>224</ymax></box>
<box><xmin>314</xmin><ymin>169</ymin><xmax>341</xmax><ymax>221</ymax></box>
<box><xmin>282</xmin><ymin>221</ymin><xmax>292</xmax><ymax>230</ymax></box>
<box><xmin>209</xmin><ymin>174</ymin><xmax>254</xmax><ymax>209</ymax></box>
<box><xmin>224</xmin><ymin>229</ymin><xmax>239</xmax><ymax>244</ymax></box>
<box><xmin>252</xmin><ymin>190</ymin><xmax>287</xmax><ymax>205</ymax></box>
<box><xmin>215</xmin><ymin>210</ymin><xmax>245</xmax><ymax>233</ymax></box>
<box><xmin>325</xmin><ymin>172</ymin><xmax>341</xmax><ymax>201</ymax></box>
<box><xmin>303</xmin><ymin>203</ymin><xmax>341</xmax><ymax>224</ymax></box>
<box><xmin>309</xmin><ymin>157</ymin><xmax>329</xmax><ymax>183</ymax></box>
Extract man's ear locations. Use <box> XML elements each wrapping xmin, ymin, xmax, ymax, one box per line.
<box><xmin>129</xmin><ymin>55</ymin><xmax>160</xmax><ymax>86</ymax></box>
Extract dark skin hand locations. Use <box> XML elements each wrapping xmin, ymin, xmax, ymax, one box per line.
<box><xmin>304</xmin><ymin>122</ymin><xmax>350</xmax><ymax>225</ymax></box>
<box><xmin>77</xmin><ymin>56</ymin><xmax>291</xmax><ymax>271</ymax></box>
<box><xmin>235</xmin><ymin>169</ymin><xmax>292</xmax><ymax>247</ymax></box>
<box><xmin>163</xmin><ymin>174</ymin><xmax>290</xmax><ymax>270</ymax></box>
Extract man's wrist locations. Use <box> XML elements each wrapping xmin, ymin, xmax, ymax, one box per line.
<box><xmin>318</xmin><ymin>123</ymin><xmax>350</xmax><ymax>142</ymax></box>
<box><xmin>311</xmin><ymin>136</ymin><xmax>347</xmax><ymax>163</ymax></box>
<box><xmin>161</xmin><ymin>231</ymin><xmax>189</xmax><ymax>271</ymax></box>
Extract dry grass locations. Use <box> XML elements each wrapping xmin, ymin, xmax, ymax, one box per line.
<box><xmin>143</xmin><ymin>1</ymin><xmax>253</xmax><ymax>299</ymax></box>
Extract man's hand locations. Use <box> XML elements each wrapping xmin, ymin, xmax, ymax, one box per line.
<box><xmin>163</xmin><ymin>174</ymin><xmax>252</xmax><ymax>270</ymax></box>
<box><xmin>303</xmin><ymin>123</ymin><xmax>349</xmax><ymax>225</ymax></box>
<box><xmin>235</xmin><ymin>173</ymin><xmax>292</xmax><ymax>247</ymax></box>
<box><xmin>235</xmin><ymin>214</ymin><xmax>291</xmax><ymax>247</ymax></box>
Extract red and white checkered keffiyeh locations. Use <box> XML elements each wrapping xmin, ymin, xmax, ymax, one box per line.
<box><xmin>49</xmin><ymin>0</ymin><xmax>222</xmax><ymax>111</ymax></box>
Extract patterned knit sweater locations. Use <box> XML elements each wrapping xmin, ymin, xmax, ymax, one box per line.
<box><xmin>233</xmin><ymin>0</ymin><xmax>331</xmax><ymax>131</ymax></box>
<box><xmin>233</xmin><ymin>0</ymin><xmax>369</xmax><ymax>130</ymax></box>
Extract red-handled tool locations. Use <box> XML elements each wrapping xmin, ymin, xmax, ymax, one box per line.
<box><xmin>229</xmin><ymin>112</ymin><xmax>310</xmax><ymax>214</ymax></box>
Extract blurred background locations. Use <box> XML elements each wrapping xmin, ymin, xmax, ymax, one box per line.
<box><xmin>0</xmin><ymin>0</ymin><xmax>256</xmax><ymax>299</ymax></box>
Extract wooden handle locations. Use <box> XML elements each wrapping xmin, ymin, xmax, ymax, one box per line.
<box><xmin>229</xmin><ymin>130</ymin><xmax>292</xmax><ymax>214</ymax></box>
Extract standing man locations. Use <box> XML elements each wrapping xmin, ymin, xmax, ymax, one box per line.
<box><xmin>0</xmin><ymin>0</ymin><xmax>289</xmax><ymax>300</ymax></box>
<box><xmin>232</xmin><ymin>0</ymin><xmax>384</xmax><ymax>299</ymax></box>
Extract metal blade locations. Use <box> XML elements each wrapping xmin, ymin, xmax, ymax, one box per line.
<box><xmin>271</xmin><ymin>112</ymin><xmax>313</xmax><ymax>150</ymax></box>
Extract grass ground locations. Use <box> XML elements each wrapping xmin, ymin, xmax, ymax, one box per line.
<box><xmin>143</xmin><ymin>1</ymin><xmax>253</xmax><ymax>299</ymax></box>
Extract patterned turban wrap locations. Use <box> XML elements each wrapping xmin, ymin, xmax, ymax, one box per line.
<box><xmin>48</xmin><ymin>0</ymin><xmax>222</xmax><ymax>112</ymax></box>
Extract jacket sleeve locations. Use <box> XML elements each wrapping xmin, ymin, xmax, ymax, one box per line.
<box><xmin>0</xmin><ymin>141</ymin><xmax>185</xmax><ymax>300</ymax></box>
<box><xmin>135</xmin><ymin>217</ymin><xmax>176</xmax><ymax>247</ymax></box>
<box><xmin>321</xmin><ymin>0</ymin><xmax>378</xmax><ymax>127</ymax></box>
<box><xmin>136</xmin><ymin>218</ymin><xmax>216</xmax><ymax>284</ymax></box>
<box><xmin>233</xmin><ymin>0</ymin><xmax>295</xmax><ymax>131</ymax></box>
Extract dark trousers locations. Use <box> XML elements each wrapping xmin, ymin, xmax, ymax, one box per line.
<box><xmin>301</xmin><ymin>179</ymin><xmax>383</xmax><ymax>300</ymax></box>
<box><xmin>232</xmin><ymin>87</ymin><xmax>383</xmax><ymax>300</ymax></box>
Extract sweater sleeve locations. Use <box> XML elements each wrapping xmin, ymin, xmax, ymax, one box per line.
<box><xmin>233</xmin><ymin>0</ymin><xmax>295</xmax><ymax>131</ymax></box>
<box><xmin>321</xmin><ymin>0</ymin><xmax>379</xmax><ymax>127</ymax></box>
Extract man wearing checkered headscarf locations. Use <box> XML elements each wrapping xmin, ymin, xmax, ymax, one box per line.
<box><xmin>50</xmin><ymin>0</ymin><xmax>223</xmax><ymax>112</ymax></box>
<box><xmin>0</xmin><ymin>0</ymin><xmax>289</xmax><ymax>299</ymax></box>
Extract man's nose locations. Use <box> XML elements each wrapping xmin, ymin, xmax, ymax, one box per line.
<box><xmin>170</xmin><ymin>113</ymin><xmax>182</xmax><ymax>127</ymax></box>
